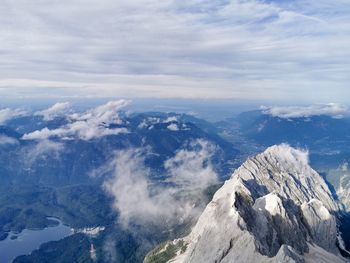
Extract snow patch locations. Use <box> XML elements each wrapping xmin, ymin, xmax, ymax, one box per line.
<box><xmin>167</xmin><ymin>123</ymin><xmax>179</xmax><ymax>131</ymax></box>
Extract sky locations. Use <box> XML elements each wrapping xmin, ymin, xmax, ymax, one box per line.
<box><xmin>0</xmin><ymin>0</ymin><xmax>349</xmax><ymax>102</ymax></box>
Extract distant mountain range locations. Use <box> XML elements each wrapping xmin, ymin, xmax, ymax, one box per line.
<box><xmin>226</xmin><ymin>109</ymin><xmax>350</xmax><ymax>151</ymax></box>
<box><xmin>0</xmin><ymin>110</ymin><xmax>239</xmax><ymax>187</ymax></box>
<box><xmin>0</xmin><ymin>102</ymin><xmax>240</xmax><ymax>262</ymax></box>
<box><xmin>2</xmin><ymin>103</ymin><xmax>350</xmax><ymax>263</ymax></box>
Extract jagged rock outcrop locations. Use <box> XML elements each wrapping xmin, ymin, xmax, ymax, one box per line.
<box><xmin>337</xmin><ymin>171</ymin><xmax>350</xmax><ymax>212</ymax></box>
<box><xmin>150</xmin><ymin>144</ymin><xmax>349</xmax><ymax>263</ymax></box>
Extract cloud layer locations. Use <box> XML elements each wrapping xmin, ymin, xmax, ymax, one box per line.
<box><xmin>0</xmin><ymin>108</ymin><xmax>27</xmax><ymax>124</ymax></box>
<box><xmin>23</xmin><ymin>100</ymin><xmax>130</xmax><ymax>140</ymax></box>
<box><xmin>164</xmin><ymin>139</ymin><xmax>218</xmax><ymax>191</ymax></box>
<box><xmin>261</xmin><ymin>103</ymin><xmax>349</xmax><ymax>119</ymax></box>
<box><xmin>101</xmin><ymin>139</ymin><xmax>217</xmax><ymax>229</ymax></box>
<box><xmin>25</xmin><ymin>140</ymin><xmax>64</xmax><ymax>165</ymax></box>
<box><xmin>0</xmin><ymin>135</ymin><xmax>18</xmax><ymax>145</ymax></box>
<box><xmin>35</xmin><ymin>102</ymin><xmax>71</xmax><ymax>121</ymax></box>
<box><xmin>0</xmin><ymin>0</ymin><xmax>349</xmax><ymax>101</ymax></box>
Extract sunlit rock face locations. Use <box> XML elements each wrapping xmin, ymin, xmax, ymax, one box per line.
<box><xmin>162</xmin><ymin>144</ymin><xmax>348</xmax><ymax>263</ymax></box>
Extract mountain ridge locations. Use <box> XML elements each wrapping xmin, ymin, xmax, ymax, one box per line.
<box><xmin>146</xmin><ymin>144</ymin><xmax>349</xmax><ymax>263</ymax></box>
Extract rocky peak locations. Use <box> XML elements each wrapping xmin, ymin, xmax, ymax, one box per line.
<box><xmin>235</xmin><ymin>144</ymin><xmax>337</xmax><ymax>211</ymax></box>
<box><xmin>149</xmin><ymin>144</ymin><xmax>348</xmax><ymax>263</ymax></box>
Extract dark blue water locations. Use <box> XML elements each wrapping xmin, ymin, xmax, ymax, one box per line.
<box><xmin>0</xmin><ymin>218</ymin><xmax>72</xmax><ymax>263</ymax></box>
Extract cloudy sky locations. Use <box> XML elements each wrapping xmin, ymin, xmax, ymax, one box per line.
<box><xmin>1</xmin><ymin>0</ymin><xmax>349</xmax><ymax>102</ymax></box>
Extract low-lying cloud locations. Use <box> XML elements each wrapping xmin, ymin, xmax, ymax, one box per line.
<box><xmin>0</xmin><ymin>135</ymin><xmax>18</xmax><ymax>145</ymax></box>
<box><xmin>23</xmin><ymin>100</ymin><xmax>130</xmax><ymax>140</ymax></box>
<box><xmin>164</xmin><ymin>139</ymin><xmax>218</xmax><ymax>191</ymax></box>
<box><xmin>0</xmin><ymin>108</ymin><xmax>27</xmax><ymax>124</ymax></box>
<box><xmin>100</xmin><ymin>139</ymin><xmax>218</xmax><ymax>229</ymax></box>
<box><xmin>261</xmin><ymin>103</ymin><xmax>348</xmax><ymax>119</ymax></box>
<box><xmin>25</xmin><ymin>140</ymin><xmax>64</xmax><ymax>165</ymax></box>
<box><xmin>35</xmin><ymin>102</ymin><xmax>71</xmax><ymax>121</ymax></box>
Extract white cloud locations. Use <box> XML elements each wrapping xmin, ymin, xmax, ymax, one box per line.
<box><xmin>25</xmin><ymin>139</ymin><xmax>64</xmax><ymax>165</ymax></box>
<box><xmin>0</xmin><ymin>108</ymin><xmax>27</xmax><ymax>124</ymax></box>
<box><xmin>266</xmin><ymin>143</ymin><xmax>310</xmax><ymax>169</ymax></box>
<box><xmin>103</xmin><ymin>149</ymin><xmax>175</xmax><ymax>227</ymax></box>
<box><xmin>261</xmin><ymin>103</ymin><xmax>349</xmax><ymax>119</ymax></box>
<box><xmin>22</xmin><ymin>100</ymin><xmax>130</xmax><ymax>140</ymax></box>
<box><xmin>137</xmin><ymin>117</ymin><xmax>161</xmax><ymax>129</ymax></box>
<box><xmin>102</xmin><ymin>237</ymin><xmax>117</xmax><ymax>262</ymax></box>
<box><xmin>0</xmin><ymin>135</ymin><xmax>18</xmax><ymax>145</ymax></box>
<box><xmin>100</xmin><ymin>139</ymin><xmax>217</xmax><ymax>229</ymax></box>
<box><xmin>35</xmin><ymin>102</ymin><xmax>70</xmax><ymax>121</ymax></box>
<box><xmin>164</xmin><ymin>116</ymin><xmax>178</xmax><ymax>123</ymax></box>
<box><xmin>0</xmin><ymin>0</ymin><xmax>349</xmax><ymax>102</ymax></box>
<box><xmin>167</xmin><ymin>123</ymin><xmax>179</xmax><ymax>131</ymax></box>
<box><xmin>138</xmin><ymin>115</ymin><xmax>190</xmax><ymax>131</ymax></box>
<box><xmin>164</xmin><ymin>139</ymin><xmax>218</xmax><ymax>191</ymax></box>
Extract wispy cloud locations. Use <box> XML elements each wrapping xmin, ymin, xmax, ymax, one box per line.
<box><xmin>0</xmin><ymin>108</ymin><xmax>27</xmax><ymax>124</ymax></box>
<box><xmin>35</xmin><ymin>102</ymin><xmax>71</xmax><ymax>121</ymax></box>
<box><xmin>0</xmin><ymin>0</ymin><xmax>349</xmax><ymax>101</ymax></box>
<box><xmin>22</xmin><ymin>100</ymin><xmax>130</xmax><ymax>140</ymax></box>
<box><xmin>261</xmin><ymin>103</ymin><xmax>349</xmax><ymax>119</ymax></box>
<box><xmin>0</xmin><ymin>135</ymin><xmax>18</xmax><ymax>145</ymax></box>
<box><xmin>164</xmin><ymin>139</ymin><xmax>218</xmax><ymax>191</ymax></box>
<box><xmin>99</xmin><ymin>139</ymin><xmax>217</xmax><ymax>229</ymax></box>
<box><xmin>24</xmin><ymin>139</ymin><xmax>64</xmax><ymax>165</ymax></box>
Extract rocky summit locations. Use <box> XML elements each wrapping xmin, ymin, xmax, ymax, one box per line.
<box><xmin>149</xmin><ymin>144</ymin><xmax>349</xmax><ymax>263</ymax></box>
